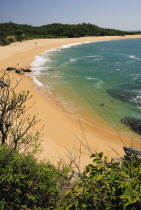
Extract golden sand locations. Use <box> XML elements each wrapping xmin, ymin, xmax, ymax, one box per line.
<box><xmin>1</xmin><ymin>35</ymin><xmax>141</xmax><ymax>169</ymax></box>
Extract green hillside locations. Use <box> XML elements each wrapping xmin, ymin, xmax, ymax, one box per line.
<box><xmin>0</xmin><ymin>22</ymin><xmax>133</xmax><ymax>45</ymax></box>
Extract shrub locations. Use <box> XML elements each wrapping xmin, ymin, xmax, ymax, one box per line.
<box><xmin>63</xmin><ymin>152</ymin><xmax>141</xmax><ymax>209</ymax></box>
<box><xmin>0</xmin><ymin>145</ymin><xmax>68</xmax><ymax>209</ymax></box>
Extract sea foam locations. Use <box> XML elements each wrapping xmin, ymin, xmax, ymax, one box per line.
<box><xmin>32</xmin><ymin>76</ymin><xmax>44</xmax><ymax>87</ymax></box>
<box><xmin>60</xmin><ymin>40</ymin><xmax>99</xmax><ymax>49</ymax></box>
<box><xmin>31</xmin><ymin>40</ymin><xmax>101</xmax><ymax>73</ymax></box>
<box><xmin>70</xmin><ymin>58</ymin><xmax>78</xmax><ymax>62</ymax></box>
<box><xmin>86</xmin><ymin>77</ymin><xmax>96</xmax><ymax>80</ymax></box>
<box><xmin>129</xmin><ymin>55</ymin><xmax>140</xmax><ymax>60</ymax></box>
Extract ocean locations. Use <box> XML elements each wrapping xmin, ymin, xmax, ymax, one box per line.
<box><xmin>31</xmin><ymin>38</ymin><xmax>141</xmax><ymax>135</ymax></box>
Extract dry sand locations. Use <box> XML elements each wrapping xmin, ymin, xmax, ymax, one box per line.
<box><xmin>1</xmin><ymin>35</ymin><xmax>141</xmax><ymax>169</ymax></box>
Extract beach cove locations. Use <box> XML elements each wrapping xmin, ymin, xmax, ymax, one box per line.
<box><xmin>1</xmin><ymin>35</ymin><xmax>141</xmax><ymax>169</ymax></box>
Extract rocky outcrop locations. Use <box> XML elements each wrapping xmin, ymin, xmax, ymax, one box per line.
<box><xmin>48</xmin><ymin>68</ymin><xmax>55</xmax><ymax>71</ymax></box>
<box><xmin>111</xmin><ymin>147</ymin><xmax>141</xmax><ymax>169</ymax></box>
<box><xmin>107</xmin><ymin>82</ymin><xmax>141</xmax><ymax>106</ymax></box>
<box><xmin>121</xmin><ymin>117</ymin><xmax>141</xmax><ymax>135</ymax></box>
<box><xmin>123</xmin><ymin>147</ymin><xmax>141</xmax><ymax>162</ymax></box>
<box><xmin>22</xmin><ymin>69</ymin><xmax>32</xmax><ymax>73</ymax></box>
<box><xmin>15</xmin><ymin>69</ymin><xmax>24</xmax><ymax>74</ymax></box>
<box><xmin>6</xmin><ymin>67</ymin><xmax>32</xmax><ymax>74</ymax></box>
<box><xmin>6</xmin><ymin>67</ymin><xmax>17</xmax><ymax>71</ymax></box>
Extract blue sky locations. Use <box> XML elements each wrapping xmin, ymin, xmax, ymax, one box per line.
<box><xmin>0</xmin><ymin>0</ymin><xmax>141</xmax><ymax>30</ymax></box>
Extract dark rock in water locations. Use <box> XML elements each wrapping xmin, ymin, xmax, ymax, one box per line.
<box><xmin>107</xmin><ymin>89</ymin><xmax>141</xmax><ymax>106</ymax></box>
<box><xmin>121</xmin><ymin>117</ymin><xmax>141</xmax><ymax>135</ymax></box>
<box><xmin>107</xmin><ymin>81</ymin><xmax>141</xmax><ymax>106</ymax></box>
<box><xmin>0</xmin><ymin>80</ymin><xmax>9</xmax><ymax>88</ymax></box>
<box><xmin>15</xmin><ymin>69</ymin><xmax>24</xmax><ymax>74</ymax></box>
<box><xmin>119</xmin><ymin>81</ymin><xmax>141</xmax><ymax>92</ymax></box>
<box><xmin>130</xmin><ymin>108</ymin><xmax>141</xmax><ymax>114</ymax></box>
<box><xmin>108</xmin><ymin>89</ymin><xmax>136</xmax><ymax>103</ymax></box>
<box><xmin>6</xmin><ymin>67</ymin><xmax>16</xmax><ymax>71</ymax></box>
<box><xmin>23</xmin><ymin>69</ymin><xmax>32</xmax><ymax>73</ymax></box>
<box><xmin>48</xmin><ymin>68</ymin><xmax>55</xmax><ymax>71</ymax></box>
<box><xmin>123</xmin><ymin>147</ymin><xmax>141</xmax><ymax>162</ymax></box>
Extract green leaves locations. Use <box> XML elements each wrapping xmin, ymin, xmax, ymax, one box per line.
<box><xmin>62</xmin><ymin>152</ymin><xmax>141</xmax><ymax>209</ymax></box>
<box><xmin>120</xmin><ymin>189</ymin><xmax>132</xmax><ymax>200</ymax></box>
<box><xmin>99</xmin><ymin>152</ymin><xmax>103</xmax><ymax>158</ymax></box>
<box><xmin>0</xmin><ymin>145</ymin><xmax>69</xmax><ymax>209</ymax></box>
<box><xmin>0</xmin><ymin>22</ymin><xmax>127</xmax><ymax>46</ymax></box>
<box><xmin>1</xmin><ymin>145</ymin><xmax>141</xmax><ymax>209</ymax></box>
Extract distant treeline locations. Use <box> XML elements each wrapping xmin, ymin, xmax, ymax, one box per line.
<box><xmin>0</xmin><ymin>22</ymin><xmax>141</xmax><ymax>45</ymax></box>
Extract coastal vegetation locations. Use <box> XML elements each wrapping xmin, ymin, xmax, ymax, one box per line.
<box><xmin>0</xmin><ymin>72</ymin><xmax>141</xmax><ymax>209</ymax></box>
<box><xmin>1</xmin><ymin>145</ymin><xmax>141</xmax><ymax>209</ymax></box>
<box><xmin>0</xmin><ymin>22</ymin><xmax>140</xmax><ymax>46</ymax></box>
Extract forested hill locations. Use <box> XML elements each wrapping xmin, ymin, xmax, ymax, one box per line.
<box><xmin>0</xmin><ymin>22</ymin><xmax>140</xmax><ymax>45</ymax></box>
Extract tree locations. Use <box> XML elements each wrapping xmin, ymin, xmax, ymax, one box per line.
<box><xmin>0</xmin><ymin>22</ymin><xmax>129</xmax><ymax>46</ymax></box>
<box><xmin>16</xmin><ymin>30</ymin><xmax>23</xmax><ymax>36</ymax></box>
<box><xmin>0</xmin><ymin>71</ymin><xmax>42</xmax><ymax>153</ymax></box>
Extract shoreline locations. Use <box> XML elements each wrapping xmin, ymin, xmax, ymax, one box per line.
<box><xmin>29</xmin><ymin>38</ymin><xmax>138</xmax><ymax>138</ymax></box>
<box><xmin>1</xmin><ymin>35</ymin><xmax>141</xmax><ymax>168</ymax></box>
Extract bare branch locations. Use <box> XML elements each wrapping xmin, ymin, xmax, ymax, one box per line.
<box><xmin>0</xmin><ymin>70</ymin><xmax>42</xmax><ymax>154</ymax></box>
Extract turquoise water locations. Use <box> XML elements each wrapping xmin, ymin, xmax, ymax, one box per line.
<box><xmin>31</xmin><ymin>39</ymin><xmax>141</xmax><ymax>133</ymax></box>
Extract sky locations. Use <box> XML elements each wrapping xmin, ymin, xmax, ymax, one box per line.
<box><xmin>0</xmin><ymin>0</ymin><xmax>141</xmax><ymax>31</ymax></box>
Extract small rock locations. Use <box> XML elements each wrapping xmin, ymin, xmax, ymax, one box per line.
<box><xmin>15</xmin><ymin>69</ymin><xmax>24</xmax><ymax>74</ymax></box>
<box><xmin>6</xmin><ymin>67</ymin><xmax>16</xmax><ymax>71</ymax></box>
<box><xmin>23</xmin><ymin>69</ymin><xmax>32</xmax><ymax>73</ymax></box>
<box><xmin>48</xmin><ymin>68</ymin><xmax>55</xmax><ymax>71</ymax></box>
<box><xmin>111</xmin><ymin>157</ymin><xmax>123</xmax><ymax>168</ymax></box>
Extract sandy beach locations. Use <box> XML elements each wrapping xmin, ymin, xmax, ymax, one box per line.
<box><xmin>1</xmin><ymin>35</ymin><xmax>141</xmax><ymax>169</ymax></box>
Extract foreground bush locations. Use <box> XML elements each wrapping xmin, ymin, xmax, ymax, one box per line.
<box><xmin>63</xmin><ymin>152</ymin><xmax>141</xmax><ymax>210</ymax></box>
<box><xmin>1</xmin><ymin>145</ymin><xmax>141</xmax><ymax>209</ymax></box>
<box><xmin>0</xmin><ymin>145</ymin><xmax>69</xmax><ymax>209</ymax></box>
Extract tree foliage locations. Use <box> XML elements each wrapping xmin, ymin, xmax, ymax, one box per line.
<box><xmin>0</xmin><ymin>145</ymin><xmax>69</xmax><ymax>210</ymax></box>
<box><xmin>0</xmin><ymin>22</ymin><xmax>135</xmax><ymax>46</ymax></box>
<box><xmin>1</xmin><ymin>145</ymin><xmax>141</xmax><ymax>209</ymax></box>
<box><xmin>63</xmin><ymin>152</ymin><xmax>141</xmax><ymax>210</ymax></box>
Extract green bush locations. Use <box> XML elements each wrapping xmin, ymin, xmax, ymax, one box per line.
<box><xmin>63</xmin><ymin>152</ymin><xmax>141</xmax><ymax>210</ymax></box>
<box><xmin>0</xmin><ymin>37</ymin><xmax>14</xmax><ymax>46</ymax></box>
<box><xmin>0</xmin><ymin>145</ymin><xmax>69</xmax><ymax>209</ymax></box>
<box><xmin>0</xmin><ymin>112</ymin><xmax>141</xmax><ymax>210</ymax></box>
<box><xmin>1</xmin><ymin>145</ymin><xmax>141</xmax><ymax>209</ymax></box>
